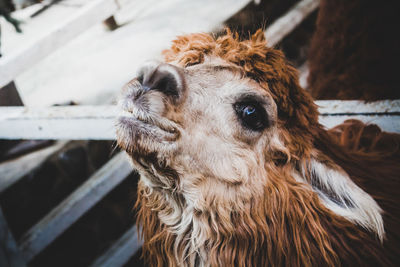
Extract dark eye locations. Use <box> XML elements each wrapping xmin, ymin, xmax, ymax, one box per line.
<box><xmin>234</xmin><ymin>101</ymin><xmax>269</xmax><ymax>131</ymax></box>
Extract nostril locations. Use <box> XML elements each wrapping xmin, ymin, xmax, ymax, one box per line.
<box><xmin>137</xmin><ymin>63</ymin><xmax>184</xmax><ymax>99</ymax></box>
<box><xmin>150</xmin><ymin>73</ymin><xmax>178</xmax><ymax>97</ymax></box>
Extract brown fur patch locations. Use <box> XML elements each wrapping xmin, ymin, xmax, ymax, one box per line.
<box><xmin>307</xmin><ymin>0</ymin><xmax>400</xmax><ymax>100</ymax></box>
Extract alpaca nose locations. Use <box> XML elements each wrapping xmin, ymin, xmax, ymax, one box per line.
<box><xmin>137</xmin><ymin>62</ymin><xmax>184</xmax><ymax>100</ymax></box>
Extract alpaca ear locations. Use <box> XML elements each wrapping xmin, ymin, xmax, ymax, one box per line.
<box><xmin>300</xmin><ymin>158</ymin><xmax>384</xmax><ymax>241</ymax></box>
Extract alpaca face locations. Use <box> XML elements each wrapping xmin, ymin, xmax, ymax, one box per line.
<box><xmin>116</xmin><ymin>56</ymin><xmax>384</xmax><ymax>238</ymax></box>
<box><xmin>117</xmin><ymin>57</ymin><xmax>281</xmax><ymax>207</ymax></box>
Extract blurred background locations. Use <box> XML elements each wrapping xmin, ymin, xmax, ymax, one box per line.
<box><xmin>0</xmin><ymin>0</ymin><xmax>398</xmax><ymax>266</ymax></box>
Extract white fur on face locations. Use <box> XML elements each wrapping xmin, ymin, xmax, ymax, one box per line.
<box><xmin>171</xmin><ymin>61</ymin><xmax>278</xmax><ymax>206</ymax></box>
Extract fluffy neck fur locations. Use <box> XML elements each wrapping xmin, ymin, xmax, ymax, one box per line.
<box><xmin>135</xmin><ymin>139</ymin><xmax>391</xmax><ymax>266</ymax></box>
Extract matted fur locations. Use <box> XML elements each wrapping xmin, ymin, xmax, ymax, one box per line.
<box><xmin>117</xmin><ymin>30</ymin><xmax>399</xmax><ymax>266</ymax></box>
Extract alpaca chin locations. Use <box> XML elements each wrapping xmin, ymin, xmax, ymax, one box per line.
<box><xmin>294</xmin><ymin>158</ymin><xmax>385</xmax><ymax>241</ymax></box>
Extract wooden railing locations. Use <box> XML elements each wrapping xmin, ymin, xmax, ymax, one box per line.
<box><xmin>1</xmin><ymin>100</ymin><xmax>399</xmax><ymax>141</ymax></box>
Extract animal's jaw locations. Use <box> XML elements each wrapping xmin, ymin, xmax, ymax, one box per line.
<box><xmin>116</xmin><ymin>112</ymin><xmax>181</xmax><ymax>190</ymax></box>
<box><xmin>116</xmin><ymin>79</ymin><xmax>181</xmax><ymax>157</ymax></box>
<box><xmin>117</xmin><ymin>109</ymin><xmax>179</xmax><ymax>147</ymax></box>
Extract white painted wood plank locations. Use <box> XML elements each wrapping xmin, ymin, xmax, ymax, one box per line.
<box><xmin>0</xmin><ymin>106</ymin><xmax>118</xmax><ymax>140</ymax></box>
<box><xmin>319</xmin><ymin>115</ymin><xmax>400</xmax><ymax>133</ymax></box>
<box><xmin>19</xmin><ymin>152</ymin><xmax>132</xmax><ymax>261</ymax></box>
<box><xmin>265</xmin><ymin>0</ymin><xmax>320</xmax><ymax>47</ymax></box>
<box><xmin>0</xmin><ymin>105</ymin><xmax>118</xmax><ymax>120</ymax></box>
<box><xmin>90</xmin><ymin>225</ymin><xmax>142</xmax><ymax>267</ymax></box>
<box><xmin>0</xmin><ymin>0</ymin><xmax>120</xmax><ymax>87</ymax></box>
<box><xmin>0</xmin><ymin>101</ymin><xmax>399</xmax><ymax>140</ymax></box>
<box><xmin>0</xmin><ymin>141</ymin><xmax>68</xmax><ymax>193</ymax></box>
<box><xmin>318</xmin><ymin>100</ymin><xmax>400</xmax><ymax>114</ymax></box>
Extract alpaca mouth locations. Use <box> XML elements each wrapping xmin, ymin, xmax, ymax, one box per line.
<box><xmin>117</xmin><ymin>110</ymin><xmax>178</xmax><ymax>141</ymax></box>
<box><xmin>116</xmin><ymin>66</ymin><xmax>184</xmax><ymax>158</ymax></box>
<box><xmin>116</xmin><ymin>102</ymin><xmax>180</xmax><ymax>156</ymax></box>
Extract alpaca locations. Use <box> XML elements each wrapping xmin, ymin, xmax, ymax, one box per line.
<box><xmin>116</xmin><ymin>30</ymin><xmax>399</xmax><ymax>266</ymax></box>
<box><xmin>307</xmin><ymin>0</ymin><xmax>400</xmax><ymax>100</ymax></box>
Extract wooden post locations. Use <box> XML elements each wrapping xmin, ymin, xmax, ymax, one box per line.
<box><xmin>265</xmin><ymin>0</ymin><xmax>320</xmax><ymax>47</ymax></box>
<box><xmin>19</xmin><ymin>152</ymin><xmax>132</xmax><ymax>261</ymax></box>
<box><xmin>90</xmin><ymin>225</ymin><xmax>142</xmax><ymax>267</ymax></box>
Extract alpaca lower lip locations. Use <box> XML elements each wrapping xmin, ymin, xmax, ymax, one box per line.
<box><xmin>118</xmin><ymin>114</ymin><xmax>177</xmax><ymax>139</ymax></box>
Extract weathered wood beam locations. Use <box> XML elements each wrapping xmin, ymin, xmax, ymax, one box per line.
<box><xmin>317</xmin><ymin>100</ymin><xmax>400</xmax><ymax>114</ymax></box>
<box><xmin>19</xmin><ymin>152</ymin><xmax>132</xmax><ymax>261</ymax></box>
<box><xmin>0</xmin><ymin>101</ymin><xmax>399</xmax><ymax>140</ymax></box>
<box><xmin>0</xmin><ymin>141</ymin><xmax>68</xmax><ymax>193</ymax></box>
<box><xmin>317</xmin><ymin>100</ymin><xmax>400</xmax><ymax>132</ymax></box>
<box><xmin>0</xmin><ymin>0</ymin><xmax>121</xmax><ymax>88</ymax></box>
<box><xmin>265</xmin><ymin>0</ymin><xmax>320</xmax><ymax>47</ymax></box>
<box><xmin>0</xmin><ymin>105</ymin><xmax>117</xmax><ymax>140</ymax></box>
<box><xmin>319</xmin><ymin>115</ymin><xmax>400</xmax><ymax>132</ymax></box>
<box><xmin>89</xmin><ymin>225</ymin><xmax>142</xmax><ymax>267</ymax></box>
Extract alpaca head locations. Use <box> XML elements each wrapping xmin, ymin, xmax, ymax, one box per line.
<box><xmin>118</xmin><ymin>56</ymin><xmax>280</xmax><ymax>195</ymax></box>
<box><xmin>117</xmin><ymin>30</ymin><xmax>318</xmax><ymax>195</ymax></box>
<box><xmin>116</xmin><ymin>30</ymin><xmax>385</xmax><ymax>266</ymax></box>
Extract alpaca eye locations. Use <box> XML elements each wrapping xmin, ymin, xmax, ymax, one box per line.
<box><xmin>235</xmin><ymin>102</ymin><xmax>268</xmax><ymax>131</ymax></box>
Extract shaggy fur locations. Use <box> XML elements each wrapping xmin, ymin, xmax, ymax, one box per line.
<box><xmin>307</xmin><ymin>0</ymin><xmax>400</xmax><ymax>100</ymax></box>
<box><xmin>117</xmin><ymin>30</ymin><xmax>399</xmax><ymax>266</ymax></box>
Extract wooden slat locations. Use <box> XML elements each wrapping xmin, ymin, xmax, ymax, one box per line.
<box><xmin>318</xmin><ymin>100</ymin><xmax>400</xmax><ymax>114</ymax></box>
<box><xmin>0</xmin><ymin>140</ymin><xmax>53</xmax><ymax>161</ymax></box>
<box><xmin>0</xmin><ymin>101</ymin><xmax>399</xmax><ymax>140</ymax></box>
<box><xmin>319</xmin><ymin>115</ymin><xmax>400</xmax><ymax>133</ymax></box>
<box><xmin>90</xmin><ymin>225</ymin><xmax>142</xmax><ymax>267</ymax></box>
<box><xmin>318</xmin><ymin>100</ymin><xmax>400</xmax><ymax>133</ymax></box>
<box><xmin>0</xmin><ymin>141</ymin><xmax>68</xmax><ymax>193</ymax></box>
<box><xmin>0</xmin><ymin>207</ymin><xmax>26</xmax><ymax>267</ymax></box>
<box><xmin>19</xmin><ymin>152</ymin><xmax>132</xmax><ymax>261</ymax></box>
<box><xmin>0</xmin><ymin>106</ymin><xmax>117</xmax><ymax>140</ymax></box>
<box><xmin>265</xmin><ymin>0</ymin><xmax>320</xmax><ymax>47</ymax></box>
<box><xmin>0</xmin><ymin>0</ymin><xmax>120</xmax><ymax>88</ymax></box>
